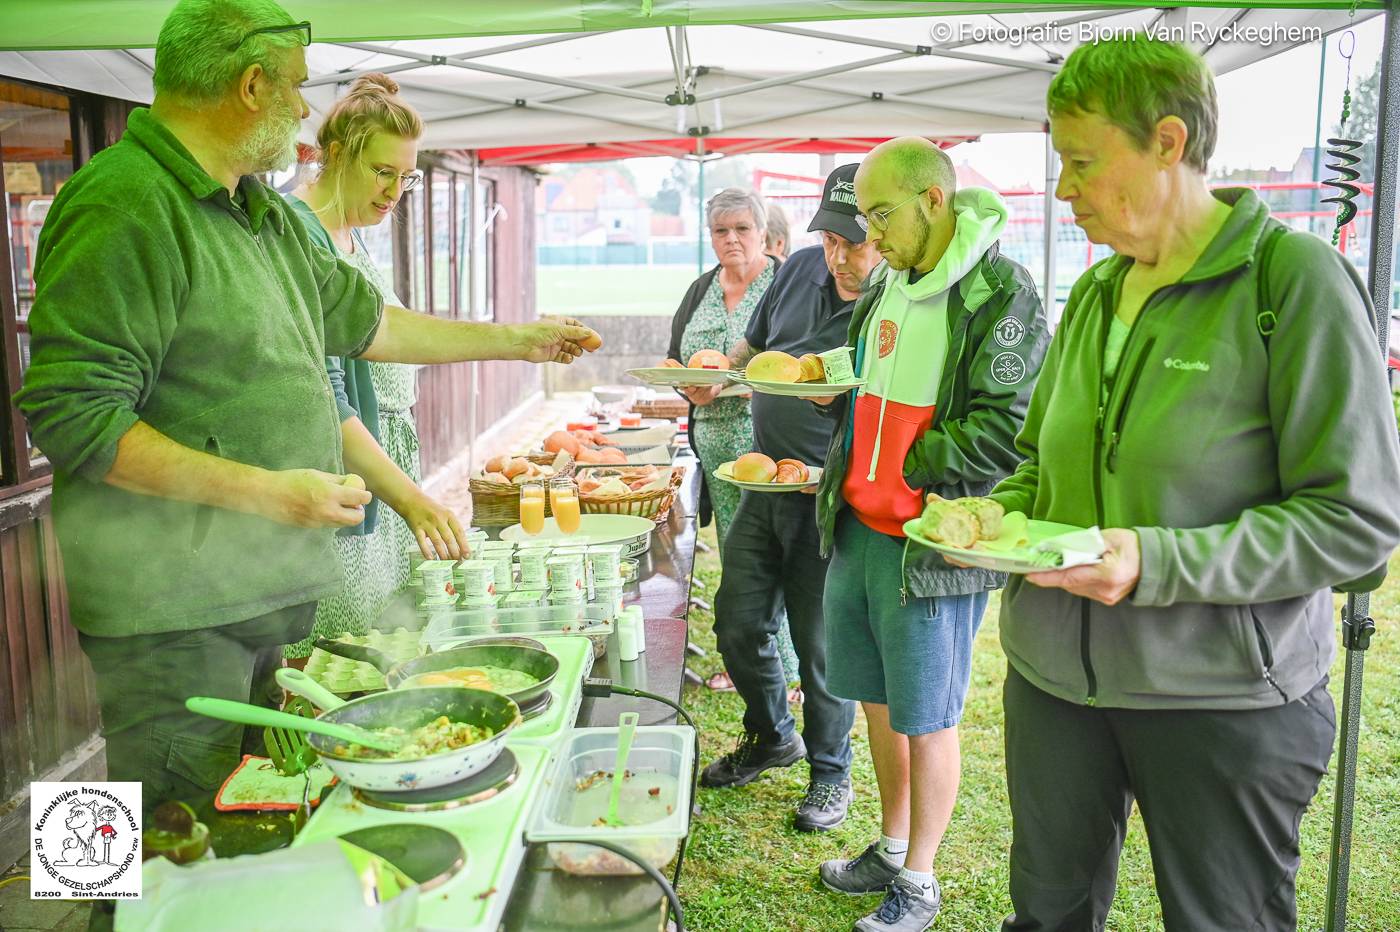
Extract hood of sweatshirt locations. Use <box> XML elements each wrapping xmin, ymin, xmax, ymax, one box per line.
<box><xmin>858</xmin><ymin>187</ymin><xmax>1008</xmax><ymax>479</ymax></box>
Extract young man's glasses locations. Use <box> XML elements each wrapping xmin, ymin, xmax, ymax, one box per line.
<box><xmin>230</xmin><ymin>21</ymin><xmax>312</xmax><ymax>51</ymax></box>
<box><xmin>371</xmin><ymin>167</ymin><xmax>423</xmax><ymax>193</ymax></box>
<box><xmin>855</xmin><ymin>190</ymin><xmax>923</xmax><ymax>233</ymax></box>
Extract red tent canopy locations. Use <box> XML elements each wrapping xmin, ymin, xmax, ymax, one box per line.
<box><xmin>476</xmin><ymin>135</ymin><xmax>976</xmax><ymax>167</ymax></box>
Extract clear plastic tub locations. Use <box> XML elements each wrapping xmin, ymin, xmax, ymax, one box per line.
<box><xmin>526</xmin><ymin>725</ymin><xmax>694</xmax><ymax>876</ymax></box>
<box><xmin>420</xmin><ymin>603</ymin><xmax>614</xmax><ymax>657</ymax></box>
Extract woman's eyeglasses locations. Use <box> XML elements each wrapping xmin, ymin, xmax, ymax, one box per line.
<box><xmin>371</xmin><ymin>167</ymin><xmax>423</xmax><ymax>192</ymax></box>
<box><xmin>855</xmin><ymin>190</ymin><xmax>923</xmax><ymax>233</ymax></box>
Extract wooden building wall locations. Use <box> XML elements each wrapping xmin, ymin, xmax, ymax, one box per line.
<box><xmin>416</xmin><ymin>164</ymin><xmax>541</xmax><ymax>476</ymax></box>
<box><xmin>0</xmin><ymin>78</ymin><xmax>540</xmax><ymax>865</ymax></box>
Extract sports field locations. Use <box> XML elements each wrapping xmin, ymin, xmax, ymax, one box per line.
<box><xmin>536</xmin><ymin>264</ymin><xmax>700</xmax><ymax>317</ymax></box>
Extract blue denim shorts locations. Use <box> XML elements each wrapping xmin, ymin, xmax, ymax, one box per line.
<box><xmin>824</xmin><ymin>512</ymin><xmax>988</xmax><ymax>735</ymax></box>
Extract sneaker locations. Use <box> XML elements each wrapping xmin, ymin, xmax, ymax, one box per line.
<box><xmin>700</xmin><ymin>731</ymin><xmax>805</xmax><ymax>788</ymax></box>
<box><xmin>853</xmin><ymin>876</ymin><xmax>942</xmax><ymax>932</ymax></box>
<box><xmin>819</xmin><ymin>843</ymin><xmax>901</xmax><ymax>895</ymax></box>
<box><xmin>794</xmin><ymin>779</ymin><xmax>851</xmax><ymax>833</ymax></box>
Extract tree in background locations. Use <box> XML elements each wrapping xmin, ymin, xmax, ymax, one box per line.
<box><xmin>650</xmin><ymin>162</ymin><xmax>687</xmax><ymax>215</ymax></box>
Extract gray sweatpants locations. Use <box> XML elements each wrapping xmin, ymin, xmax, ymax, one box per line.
<box><xmin>1001</xmin><ymin>665</ymin><xmax>1335</xmax><ymax>932</ymax></box>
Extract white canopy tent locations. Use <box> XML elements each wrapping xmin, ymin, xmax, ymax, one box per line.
<box><xmin>0</xmin><ymin>4</ymin><xmax>1380</xmax><ymax>160</ymax></box>
<box><xmin>0</xmin><ymin>5</ymin><xmax>1398</xmax><ymax>930</ymax></box>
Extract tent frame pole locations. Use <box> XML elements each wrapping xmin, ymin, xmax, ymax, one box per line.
<box><xmin>335</xmin><ymin>40</ymin><xmax>663</xmax><ymax>104</ymax></box>
<box><xmin>466</xmin><ymin>151</ymin><xmax>480</xmax><ymax>471</ymax></box>
<box><xmin>749</xmin><ymin>22</ymin><xmax>1060</xmax><ymax>73</ymax></box>
<box><xmin>694</xmin><ymin>51</ymin><xmax>911</xmax><ymax>102</ymax></box>
<box><xmin>1325</xmin><ymin>6</ymin><xmax>1398</xmax><ymax>932</ymax></box>
<box><xmin>305</xmin><ymin>31</ymin><xmax>603</xmax><ymax>88</ymax></box>
<box><xmin>697</xmin><ymin>153</ymin><xmax>706</xmax><ymax>277</ymax></box>
<box><xmin>1042</xmin><ymin>132</ymin><xmax>1059</xmax><ymax>320</ymax></box>
<box><xmin>418</xmin><ymin>76</ymin><xmax>675</xmax><ymax>125</ymax></box>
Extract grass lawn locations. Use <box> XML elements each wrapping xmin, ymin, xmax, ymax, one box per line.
<box><xmin>677</xmin><ymin>528</ymin><xmax>1400</xmax><ymax>931</ymax></box>
<box><xmin>536</xmin><ymin>265</ymin><xmax>700</xmax><ymax>317</ymax></box>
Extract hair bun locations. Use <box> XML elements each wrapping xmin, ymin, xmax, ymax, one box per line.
<box><xmin>348</xmin><ymin>73</ymin><xmax>400</xmax><ymax>97</ymax></box>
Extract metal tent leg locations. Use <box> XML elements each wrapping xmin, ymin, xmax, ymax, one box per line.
<box><xmin>1324</xmin><ymin>7</ymin><xmax>1399</xmax><ymax>931</ymax></box>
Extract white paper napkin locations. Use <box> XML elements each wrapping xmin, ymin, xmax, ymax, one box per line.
<box><xmin>1033</xmin><ymin>526</ymin><xmax>1106</xmax><ymax>568</ymax></box>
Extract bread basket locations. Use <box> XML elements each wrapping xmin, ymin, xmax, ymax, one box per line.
<box><xmin>578</xmin><ymin>468</ymin><xmax>684</xmax><ymax>524</ymax></box>
<box><xmin>469</xmin><ymin>453</ymin><xmax>576</xmax><ymax>527</ymax></box>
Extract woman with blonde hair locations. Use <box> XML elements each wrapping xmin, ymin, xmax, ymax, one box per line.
<box><xmin>284</xmin><ymin>73</ymin><xmax>468</xmax><ymax>657</ymax></box>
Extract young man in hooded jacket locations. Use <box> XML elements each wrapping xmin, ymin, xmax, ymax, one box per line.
<box><xmin>812</xmin><ymin>138</ymin><xmax>1049</xmax><ymax>932</ymax></box>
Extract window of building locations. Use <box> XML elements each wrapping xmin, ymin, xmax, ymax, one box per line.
<box><xmin>1</xmin><ymin>80</ymin><xmax>83</xmax><ymax>489</ymax></box>
<box><xmin>430</xmin><ymin>170</ymin><xmax>454</xmax><ymax>315</ymax></box>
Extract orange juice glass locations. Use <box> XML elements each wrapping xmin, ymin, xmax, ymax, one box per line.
<box><xmin>551</xmin><ymin>477</ymin><xmax>581</xmax><ymax>535</ymax></box>
<box><xmin>520</xmin><ymin>481</ymin><xmax>546</xmax><ymax>536</ymax></box>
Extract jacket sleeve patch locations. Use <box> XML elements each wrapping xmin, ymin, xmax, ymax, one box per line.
<box><xmin>992</xmin><ymin>351</ymin><xmax>1027</xmax><ymax>385</ymax></box>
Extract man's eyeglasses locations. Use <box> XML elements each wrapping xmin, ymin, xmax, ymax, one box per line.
<box><xmin>230</xmin><ymin>20</ymin><xmax>312</xmax><ymax>52</ymax></box>
<box><xmin>371</xmin><ymin>167</ymin><xmax>423</xmax><ymax>193</ymax></box>
<box><xmin>855</xmin><ymin>189</ymin><xmax>923</xmax><ymax>233</ymax></box>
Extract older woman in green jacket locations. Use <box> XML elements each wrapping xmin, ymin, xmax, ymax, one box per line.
<box><xmin>980</xmin><ymin>39</ymin><xmax>1400</xmax><ymax>932</ymax></box>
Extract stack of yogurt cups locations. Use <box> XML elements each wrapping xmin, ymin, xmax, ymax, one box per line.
<box><xmin>414</xmin><ymin>558</ymin><xmax>460</xmax><ymax>628</ymax></box>
<box><xmin>545</xmin><ymin>549</ymin><xmax>587</xmax><ymax>627</ymax></box>
<box><xmin>586</xmin><ymin>545</ymin><xmax>625</xmax><ymax>621</ymax></box>
<box><xmin>452</xmin><ymin>558</ymin><xmax>499</xmax><ymax>632</ymax></box>
<box><xmin>509</xmin><ymin>544</ymin><xmax>553</xmax><ymax>622</ymax></box>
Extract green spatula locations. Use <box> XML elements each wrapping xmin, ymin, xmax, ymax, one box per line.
<box><xmin>264</xmin><ymin>695</ymin><xmax>319</xmax><ymax>776</ymax></box>
<box><xmin>603</xmin><ymin>712</ymin><xmax>639</xmax><ymax>828</ymax></box>
<box><xmin>186</xmin><ymin>696</ymin><xmax>404</xmax><ymax>753</ymax></box>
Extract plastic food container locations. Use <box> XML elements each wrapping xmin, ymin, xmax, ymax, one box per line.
<box><xmin>527</xmin><ymin>725</ymin><xmax>694</xmax><ymax>876</ymax></box>
<box><xmin>420</xmin><ymin>603</ymin><xmax>614</xmax><ymax>659</ymax></box>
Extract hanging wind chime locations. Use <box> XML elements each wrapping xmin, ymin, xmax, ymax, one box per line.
<box><xmin>1320</xmin><ymin>30</ymin><xmax>1364</xmax><ymax>246</ymax></box>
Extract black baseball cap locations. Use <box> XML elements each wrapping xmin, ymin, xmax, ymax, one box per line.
<box><xmin>807</xmin><ymin>163</ymin><xmax>865</xmax><ymax>244</ymax></box>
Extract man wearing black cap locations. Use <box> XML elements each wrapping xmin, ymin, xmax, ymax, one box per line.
<box><xmin>700</xmin><ymin>164</ymin><xmax>882</xmax><ymax>832</ymax></box>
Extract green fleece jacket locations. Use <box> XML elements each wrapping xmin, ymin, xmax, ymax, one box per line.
<box><xmin>992</xmin><ymin>188</ymin><xmax>1400</xmax><ymax>710</ymax></box>
<box><xmin>15</xmin><ymin>108</ymin><xmax>384</xmax><ymax>638</ymax></box>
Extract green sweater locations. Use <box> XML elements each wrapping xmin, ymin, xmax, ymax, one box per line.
<box><xmin>15</xmin><ymin>108</ymin><xmax>385</xmax><ymax>637</ymax></box>
<box><xmin>991</xmin><ymin>188</ymin><xmax>1400</xmax><ymax>710</ymax></box>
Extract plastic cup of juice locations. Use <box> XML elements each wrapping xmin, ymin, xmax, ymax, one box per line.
<box><xmin>520</xmin><ymin>481</ymin><xmax>546</xmax><ymax>536</ymax></box>
<box><xmin>550</xmin><ymin>479</ymin><xmax>581</xmax><ymax>536</ymax></box>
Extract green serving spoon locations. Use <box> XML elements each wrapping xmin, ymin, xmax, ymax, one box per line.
<box><xmin>186</xmin><ymin>696</ymin><xmax>404</xmax><ymax>753</ymax></box>
<box><xmin>603</xmin><ymin>712</ymin><xmax>640</xmax><ymax>828</ymax></box>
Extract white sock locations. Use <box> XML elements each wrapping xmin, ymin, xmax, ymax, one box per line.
<box><xmin>877</xmin><ymin>835</ymin><xmax>907</xmax><ymax>865</ymax></box>
<box><xmin>898</xmin><ymin>866</ymin><xmax>935</xmax><ymax>892</ymax></box>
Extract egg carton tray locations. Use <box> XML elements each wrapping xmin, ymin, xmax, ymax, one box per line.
<box><xmin>302</xmin><ymin>627</ymin><xmax>424</xmax><ymax>695</ymax></box>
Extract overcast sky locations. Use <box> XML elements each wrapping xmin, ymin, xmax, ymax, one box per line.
<box><xmin>618</xmin><ymin>17</ymin><xmax>1387</xmax><ymax>195</ymax></box>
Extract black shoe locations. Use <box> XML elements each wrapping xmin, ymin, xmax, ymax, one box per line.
<box><xmin>700</xmin><ymin>731</ymin><xmax>805</xmax><ymax>788</ymax></box>
<box><xmin>795</xmin><ymin>779</ymin><xmax>851</xmax><ymax>833</ymax></box>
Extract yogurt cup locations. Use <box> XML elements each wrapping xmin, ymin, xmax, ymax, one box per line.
<box><xmin>818</xmin><ymin>346</ymin><xmax>855</xmax><ymax>384</ymax></box>
<box><xmin>453</xmin><ymin>560</ymin><xmax>497</xmax><ymax>600</ymax></box>
<box><xmin>546</xmin><ymin>555</ymin><xmax>586</xmax><ymax>594</ymax></box>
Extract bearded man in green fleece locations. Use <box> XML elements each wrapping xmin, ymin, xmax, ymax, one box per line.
<box><xmin>15</xmin><ymin>0</ymin><xmax>595</xmax><ymax>812</ymax></box>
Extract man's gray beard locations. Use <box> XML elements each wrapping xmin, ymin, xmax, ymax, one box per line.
<box><xmin>236</xmin><ymin>99</ymin><xmax>299</xmax><ymax>175</ymax></box>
